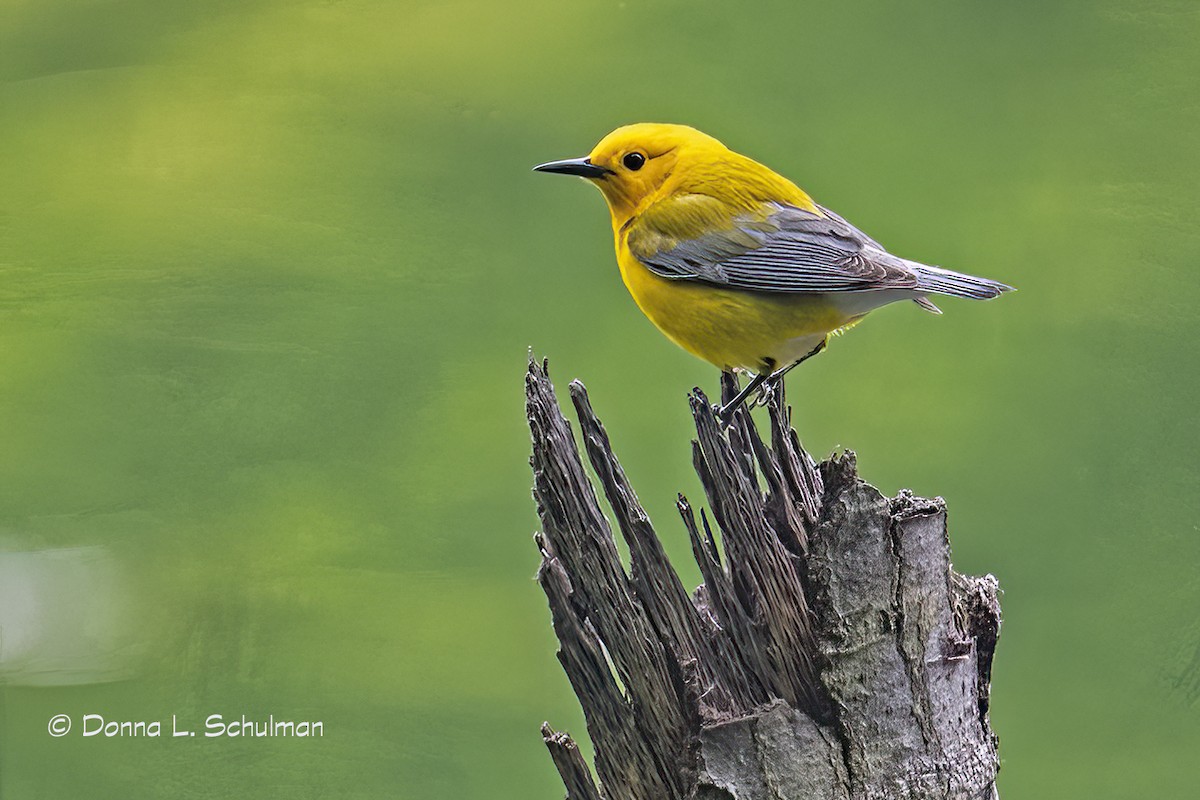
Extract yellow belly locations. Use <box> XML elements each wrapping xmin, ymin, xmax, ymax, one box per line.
<box><xmin>618</xmin><ymin>252</ymin><xmax>855</xmax><ymax>372</ymax></box>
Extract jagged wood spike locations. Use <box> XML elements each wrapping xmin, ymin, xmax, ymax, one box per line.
<box><xmin>542</xmin><ymin>723</ymin><xmax>603</xmax><ymax>800</ymax></box>
<box><xmin>689</xmin><ymin>387</ymin><xmax>829</xmax><ymax>718</ymax></box>
<box><xmin>537</xmin><ymin>542</ymin><xmax>645</xmax><ymax>798</ymax></box>
<box><xmin>568</xmin><ymin>380</ymin><xmax>750</xmax><ymax>718</ymax></box>
<box><xmin>527</xmin><ymin>359</ymin><xmax>691</xmax><ymax>800</ymax></box>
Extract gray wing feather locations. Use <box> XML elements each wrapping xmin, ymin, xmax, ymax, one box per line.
<box><xmin>815</xmin><ymin>203</ymin><xmax>884</xmax><ymax>249</ymax></box>
<box><xmin>636</xmin><ymin>203</ymin><xmax>918</xmax><ymax>294</ymax></box>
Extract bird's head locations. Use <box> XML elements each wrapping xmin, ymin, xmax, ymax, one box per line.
<box><xmin>534</xmin><ymin>123</ymin><xmax>731</xmax><ymax>227</ymax></box>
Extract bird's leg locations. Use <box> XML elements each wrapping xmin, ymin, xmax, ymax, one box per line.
<box><xmin>752</xmin><ymin>339</ymin><xmax>828</xmax><ymax>408</ymax></box>
<box><xmin>715</xmin><ymin>370</ymin><xmax>771</xmax><ymax>426</ymax></box>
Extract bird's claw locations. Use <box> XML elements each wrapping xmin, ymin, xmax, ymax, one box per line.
<box><xmin>712</xmin><ymin>402</ymin><xmax>736</xmax><ymax>428</ymax></box>
<box><xmin>751</xmin><ymin>381</ymin><xmax>777</xmax><ymax>409</ymax></box>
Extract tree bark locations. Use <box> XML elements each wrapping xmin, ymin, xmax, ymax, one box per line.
<box><xmin>527</xmin><ymin>358</ymin><xmax>1001</xmax><ymax>800</ymax></box>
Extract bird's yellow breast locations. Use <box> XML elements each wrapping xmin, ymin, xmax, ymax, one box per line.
<box><xmin>616</xmin><ymin>246</ymin><xmax>854</xmax><ymax>373</ymax></box>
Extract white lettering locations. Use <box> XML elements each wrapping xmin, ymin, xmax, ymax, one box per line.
<box><xmin>204</xmin><ymin>714</ymin><xmax>226</xmax><ymax>737</ymax></box>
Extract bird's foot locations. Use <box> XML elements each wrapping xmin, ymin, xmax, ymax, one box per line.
<box><xmin>751</xmin><ymin>380</ymin><xmax>779</xmax><ymax>409</ymax></box>
<box><xmin>712</xmin><ymin>400</ymin><xmax>738</xmax><ymax>428</ymax></box>
<box><xmin>712</xmin><ymin>370</ymin><xmax>769</xmax><ymax>428</ymax></box>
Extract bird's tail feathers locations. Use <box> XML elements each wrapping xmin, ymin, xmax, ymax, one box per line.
<box><xmin>906</xmin><ymin>260</ymin><xmax>1014</xmax><ymax>300</ymax></box>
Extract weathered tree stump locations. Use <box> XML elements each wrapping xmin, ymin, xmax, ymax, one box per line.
<box><xmin>527</xmin><ymin>357</ymin><xmax>1001</xmax><ymax>800</ymax></box>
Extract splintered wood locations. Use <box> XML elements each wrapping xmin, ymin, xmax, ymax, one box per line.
<box><xmin>527</xmin><ymin>358</ymin><xmax>1001</xmax><ymax>800</ymax></box>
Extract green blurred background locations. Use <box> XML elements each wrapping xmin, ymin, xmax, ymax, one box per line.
<box><xmin>1</xmin><ymin>0</ymin><xmax>1197</xmax><ymax>797</ymax></box>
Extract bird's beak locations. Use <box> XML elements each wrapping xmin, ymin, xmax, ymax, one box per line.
<box><xmin>532</xmin><ymin>156</ymin><xmax>613</xmax><ymax>179</ymax></box>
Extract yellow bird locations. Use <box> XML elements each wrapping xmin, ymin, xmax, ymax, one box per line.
<box><xmin>534</xmin><ymin>123</ymin><xmax>1012</xmax><ymax>422</ymax></box>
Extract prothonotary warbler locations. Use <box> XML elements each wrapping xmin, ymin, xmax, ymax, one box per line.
<box><xmin>534</xmin><ymin>123</ymin><xmax>1013</xmax><ymax>423</ymax></box>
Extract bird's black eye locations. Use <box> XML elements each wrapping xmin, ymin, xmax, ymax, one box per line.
<box><xmin>622</xmin><ymin>152</ymin><xmax>646</xmax><ymax>171</ymax></box>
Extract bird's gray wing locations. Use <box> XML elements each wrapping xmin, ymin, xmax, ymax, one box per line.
<box><xmin>628</xmin><ymin>200</ymin><xmax>918</xmax><ymax>294</ymax></box>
